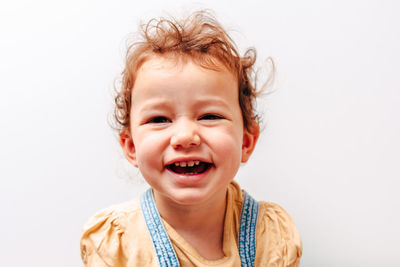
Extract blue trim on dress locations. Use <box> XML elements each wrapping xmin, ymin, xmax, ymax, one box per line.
<box><xmin>140</xmin><ymin>189</ymin><xmax>259</xmax><ymax>267</ymax></box>
<box><xmin>238</xmin><ymin>191</ymin><xmax>259</xmax><ymax>267</ymax></box>
<box><xmin>140</xmin><ymin>189</ymin><xmax>180</xmax><ymax>267</ymax></box>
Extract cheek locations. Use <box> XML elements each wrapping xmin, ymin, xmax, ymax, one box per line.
<box><xmin>209</xmin><ymin>129</ymin><xmax>243</xmax><ymax>163</ymax></box>
<box><xmin>133</xmin><ymin>131</ymin><xmax>168</xmax><ymax>169</ymax></box>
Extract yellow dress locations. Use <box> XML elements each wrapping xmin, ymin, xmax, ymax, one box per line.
<box><xmin>80</xmin><ymin>182</ymin><xmax>302</xmax><ymax>266</ymax></box>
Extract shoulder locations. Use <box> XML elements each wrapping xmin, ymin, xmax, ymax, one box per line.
<box><xmin>258</xmin><ymin>202</ymin><xmax>298</xmax><ymax>229</ymax></box>
<box><xmin>80</xmin><ymin>199</ymin><xmax>143</xmax><ymax>266</ymax></box>
<box><xmin>256</xmin><ymin>202</ymin><xmax>303</xmax><ymax>266</ymax></box>
<box><xmin>81</xmin><ymin>199</ymin><xmax>141</xmax><ymax>233</ymax></box>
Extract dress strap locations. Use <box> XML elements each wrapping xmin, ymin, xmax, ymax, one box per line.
<box><xmin>140</xmin><ymin>189</ymin><xmax>259</xmax><ymax>267</ymax></box>
<box><xmin>238</xmin><ymin>191</ymin><xmax>259</xmax><ymax>267</ymax></box>
<box><xmin>140</xmin><ymin>189</ymin><xmax>180</xmax><ymax>267</ymax></box>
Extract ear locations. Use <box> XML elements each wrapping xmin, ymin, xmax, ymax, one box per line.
<box><xmin>120</xmin><ymin>129</ymin><xmax>139</xmax><ymax>168</ymax></box>
<box><xmin>241</xmin><ymin>123</ymin><xmax>260</xmax><ymax>163</ymax></box>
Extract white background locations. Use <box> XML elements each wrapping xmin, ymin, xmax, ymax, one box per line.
<box><xmin>1</xmin><ymin>0</ymin><xmax>399</xmax><ymax>266</ymax></box>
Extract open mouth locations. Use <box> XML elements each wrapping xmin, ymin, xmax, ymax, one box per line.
<box><xmin>166</xmin><ymin>161</ymin><xmax>212</xmax><ymax>175</ymax></box>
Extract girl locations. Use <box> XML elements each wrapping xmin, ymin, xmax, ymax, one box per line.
<box><xmin>80</xmin><ymin>10</ymin><xmax>302</xmax><ymax>267</ymax></box>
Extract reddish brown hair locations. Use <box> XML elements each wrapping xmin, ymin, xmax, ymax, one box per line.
<box><xmin>114</xmin><ymin>10</ymin><xmax>268</xmax><ymax>134</ymax></box>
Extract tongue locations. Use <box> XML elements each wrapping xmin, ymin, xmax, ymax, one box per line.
<box><xmin>169</xmin><ymin>162</ymin><xmax>210</xmax><ymax>174</ymax></box>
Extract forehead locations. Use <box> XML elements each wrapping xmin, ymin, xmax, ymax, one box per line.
<box><xmin>133</xmin><ymin>56</ymin><xmax>238</xmax><ymax>100</ymax></box>
<box><xmin>137</xmin><ymin>54</ymin><xmax>236</xmax><ymax>78</ymax></box>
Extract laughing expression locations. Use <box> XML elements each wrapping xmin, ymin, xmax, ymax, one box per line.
<box><xmin>121</xmin><ymin>56</ymin><xmax>258</xmax><ymax>207</ymax></box>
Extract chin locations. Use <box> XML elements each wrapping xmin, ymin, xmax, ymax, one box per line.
<box><xmin>166</xmin><ymin>188</ymin><xmax>215</xmax><ymax>206</ymax></box>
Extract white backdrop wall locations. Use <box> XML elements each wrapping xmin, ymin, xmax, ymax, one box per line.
<box><xmin>1</xmin><ymin>0</ymin><xmax>399</xmax><ymax>266</ymax></box>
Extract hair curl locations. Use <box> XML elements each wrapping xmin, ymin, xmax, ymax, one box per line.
<box><xmin>114</xmin><ymin>10</ymin><xmax>269</xmax><ymax>134</ymax></box>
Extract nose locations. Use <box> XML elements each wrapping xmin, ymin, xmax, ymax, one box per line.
<box><xmin>170</xmin><ymin>119</ymin><xmax>201</xmax><ymax>149</ymax></box>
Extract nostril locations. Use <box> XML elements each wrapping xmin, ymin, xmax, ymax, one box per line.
<box><xmin>170</xmin><ymin>133</ymin><xmax>201</xmax><ymax>149</ymax></box>
<box><xmin>191</xmin><ymin>135</ymin><xmax>201</xmax><ymax>146</ymax></box>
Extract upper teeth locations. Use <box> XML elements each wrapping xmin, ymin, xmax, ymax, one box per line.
<box><xmin>174</xmin><ymin>161</ymin><xmax>200</xmax><ymax>167</ymax></box>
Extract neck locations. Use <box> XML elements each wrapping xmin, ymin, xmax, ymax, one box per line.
<box><xmin>153</xmin><ymin>190</ymin><xmax>228</xmax><ymax>260</ymax></box>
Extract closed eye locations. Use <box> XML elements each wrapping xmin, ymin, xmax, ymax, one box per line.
<box><xmin>146</xmin><ymin>116</ymin><xmax>171</xmax><ymax>123</ymax></box>
<box><xmin>199</xmin><ymin>114</ymin><xmax>224</xmax><ymax>120</ymax></box>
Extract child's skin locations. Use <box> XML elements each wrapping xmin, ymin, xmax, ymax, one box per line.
<box><xmin>120</xmin><ymin>55</ymin><xmax>259</xmax><ymax>260</ymax></box>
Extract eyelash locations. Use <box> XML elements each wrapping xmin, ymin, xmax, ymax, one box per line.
<box><xmin>146</xmin><ymin>116</ymin><xmax>171</xmax><ymax>123</ymax></box>
<box><xmin>199</xmin><ymin>114</ymin><xmax>224</xmax><ymax>120</ymax></box>
<box><xmin>146</xmin><ymin>114</ymin><xmax>223</xmax><ymax>124</ymax></box>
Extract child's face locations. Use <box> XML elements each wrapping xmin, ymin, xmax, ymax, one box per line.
<box><xmin>121</xmin><ymin>56</ymin><xmax>258</xmax><ymax>206</ymax></box>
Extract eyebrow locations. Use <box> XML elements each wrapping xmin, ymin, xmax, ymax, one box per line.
<box><xmin>137</xmin><ymin>97</ymin><xmax>232</xmax><ymax>113</ymax></box>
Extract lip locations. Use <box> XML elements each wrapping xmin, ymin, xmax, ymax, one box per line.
<box><xmin>166</xmin><ymin>165</ymin><xmax>212</xmax><ymax>185</ymax></box>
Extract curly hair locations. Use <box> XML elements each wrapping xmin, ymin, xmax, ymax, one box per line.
<box><xmin>114</xmin><ymin>10</ymin><xmax>269</xmax><ymax>134</ymax></box>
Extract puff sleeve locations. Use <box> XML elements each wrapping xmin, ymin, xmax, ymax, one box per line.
<box><xmin>256</xmin><ymin>202</ymin><xmax>302</xmax><ymax>267</ymax></box>
<box><xmin>80</xmin><ymin>207</ymin><xmax>127</xmax><ymax>267</ymax></box>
